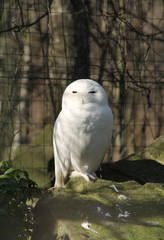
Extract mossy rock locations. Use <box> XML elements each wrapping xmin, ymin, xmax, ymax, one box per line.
<box><xmin>13</xmin><ymin>124</ymin><xmax>54</xmax><ymax>188</ymax></box>
<box><xmin>123</xmin><ymin>136</ymin><xmax>164</xmax><ymax>164</ymax></box>
<box><xmin>32</xmin><ymin>136</ymin><xmax>164</xmax><ymax>240</ymax></box>
<box><xmin>106</xmin><ymin>136</ymin><xmax>164</xmax><ymax>185</ymax></box>
<box><xmin>32</xmin><ymin>177</ymin><xmax>164</xmax><ymax>240</ymax></box>
<box><xmin>140</xmin><ymin>136</ymin><xmax>164</xmax><ymax>163</ymax></box>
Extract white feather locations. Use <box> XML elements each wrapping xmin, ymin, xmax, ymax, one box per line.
<box><xmin>53</xmin><ymin>79</ymin><xmax>113</xmax><ymax>187</ymax></box>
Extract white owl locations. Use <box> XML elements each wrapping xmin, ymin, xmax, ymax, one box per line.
<box><xmin>53</xmin><ymin>79</ymin><xmax>113</xmax><ymax>187</ymax></box>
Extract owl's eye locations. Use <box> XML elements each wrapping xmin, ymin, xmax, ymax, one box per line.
<box><xmin>88</xmin><ymin>91</ymin><xmax>96</xmax><ymax>94</ymax></box>
<box><xmin>72</xmin><ymin>91</ymin><xmax>77</xmax><ymax>94</ymax></box>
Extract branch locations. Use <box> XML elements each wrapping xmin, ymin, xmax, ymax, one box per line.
<box><xmin>117</xmin><ymin>15</ymin><xmax>164</xmax><ymax>38</ymax></box>
<box><xmin>17</xmin><ymin>0</ymin><xmax>24</xmax><ymax>26</ymax></box>
<box><xmin>0</xmin><ymin>8</ymin><xmax>49</xmax><ymax>35</ymax></box>
<box><xmin>97</xmin><ymin>5</ymin><xmax>164</xmax><ymax>38</ymax></box>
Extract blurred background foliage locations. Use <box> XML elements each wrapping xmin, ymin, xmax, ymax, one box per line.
<box><xmin>0</xmin><ymin>0</ymin><xmax>164</xmax><ymax>188</ymax></box>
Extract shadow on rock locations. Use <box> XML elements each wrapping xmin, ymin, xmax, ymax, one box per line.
<box><xmin>97</xmin><ymin>159</ymin><xmax>164</xmax><ymax>185</ymax></box>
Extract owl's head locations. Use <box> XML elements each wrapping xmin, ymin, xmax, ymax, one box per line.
<box><xmin>62</xmin><ymin>79</ymin><xmax>109</xmax><ymax>109</ymax></box>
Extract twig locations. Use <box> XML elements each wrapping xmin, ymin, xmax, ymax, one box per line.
<box><xmin>0</xmin><ymin>9</ymin><xmax>49</xmax><ymax>35</ymax></box>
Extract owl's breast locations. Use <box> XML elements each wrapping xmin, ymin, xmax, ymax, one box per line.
<box><xmin>66</xmin><ymin>105</ymin><xmax>113</xmax><ymax>172</ymax></box>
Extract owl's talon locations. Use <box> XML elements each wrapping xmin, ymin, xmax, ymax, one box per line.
<box><xmin>70</xmin><ymin>171</ymin><xmax>97</xmax><ymax>182</ymax></box>
<box><xmin>87</xmin><ymin>172</ymin><xmax>97</xmax><ymax>181</ymax></box>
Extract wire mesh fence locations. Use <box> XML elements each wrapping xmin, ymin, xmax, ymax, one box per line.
<box><xmin>0</xmin><ymin>0</ymin><xmax>164</xmax><ymax>188</ymax></box>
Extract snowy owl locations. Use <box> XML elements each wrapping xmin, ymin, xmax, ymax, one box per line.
<box><xmin>53</xmin><ymin>79</ymin><xmax>113</xmax><ymax>187</ymax></box>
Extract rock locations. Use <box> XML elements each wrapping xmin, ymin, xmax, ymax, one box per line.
<box><xmin>108</xmin><ymin>158</ymin><xmax>164</xmax><ymax>184</ymax></box>
<box><xmin>32</xmin><ymin>178</ymin><xmax>164</xmax><ymax>240</ymax></box>
<box><xmin>97</xmin><ymin>136</ymin><xmax>164</xmax><ymax>185</ymax></box>
<box><xmin>32</xmin><ymin>136</ymin><xmax>164</xmax><ymax>240</ymax></box>
<box><xmin>123</xmin><ymin>136</ymin><xmax>164</xmax><ymax>164</ymax></box>
<box><xmin>139</xmin><ymin>136</ymin><xmax>164</xmax><ymax>164</ymax></box>
<box><xmin>108</xmin><ymin>136</ymin><xmax>164</xmax><ymax>184</ymax></box>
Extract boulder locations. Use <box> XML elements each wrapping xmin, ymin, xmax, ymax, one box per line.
<box><xmin>32</xmin><ymin>136</ymin><xmax>164</xmax><ymax>240</ymax></box>
<box><xmin>123</xmin><ymin>135</ymin><xmax>164</xmax><ymax>164</ymax></box>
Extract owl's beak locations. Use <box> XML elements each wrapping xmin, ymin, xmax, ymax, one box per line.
<box><xmin>81</xmin><ymin>97</ymin><xmax>85</xmax><ymax>105</ymax></box>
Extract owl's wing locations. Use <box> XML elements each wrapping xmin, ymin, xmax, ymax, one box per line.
<box><xmin>53</xmin><ymin>111</ymin><xmax>71</xmax><ymax>187</ymax></box>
